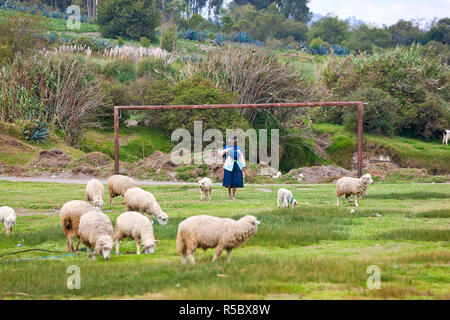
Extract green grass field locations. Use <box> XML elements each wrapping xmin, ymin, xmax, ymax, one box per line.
<box><xmin>0</xmin><ymin>180</ymin><xmax>448</xmax><ymax>300</ymax></box>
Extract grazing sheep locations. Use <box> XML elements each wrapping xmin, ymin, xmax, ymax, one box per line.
<box><xmin>0</xmin><ymin>206</ymin><xmax>16</xmax><ymax>235</ymax></box>
<box><xmin>176</xmin><ymin>215</ymin><xmax>260</xmax><ymax>265</ymax></box>
<box><xmin>115</xmin><ymin>211</ymin><xmax>158</xmax><ymax>255</ymax></box>
<box><xmin>86</xmin><ymin>178</ymin><xmax>104</xmax><ymax>208</ymax></box>
<box><xmin>336</xmin><ymin>173</ymin><xmax>374</xmax><ymax>207</ymax></box>
<box><xmin>108</xmin><ymin>175</ymin><xmax>137</xmax><ymax>205</ymax></box>
<box><xmin>60</xmin><ymin>200</ymin><xmax>101</xmax><ymax>252</ymax></box>
<box><xmin>124</xmin><ymin>187</ymin><xmax>168</xmax><ymax>225</ymax></box>
<box><xmin>78</xmin><ymin>210</ymin><xmax>114</xmax><ymax>261</ymax></box>
<box><xmin>277</xmin><ymin>188</ymin><xmax>298</xmax><ymax>208</ymax></box>
<box><xmin>198</xmin><ymin>177</ymin><xmax>212</xmax><ymax>201</ymax></box>
<box><xmin>443</xmin><ymin>130</ymin><xmax>450</xmax><ymax>146</ymax></box>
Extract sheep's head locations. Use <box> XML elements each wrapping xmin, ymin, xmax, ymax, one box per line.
<box><xmin>142</xmin><ymin>239</ymin><xmax>159</xmax><ymax>254</ymax></box>
<box><xmin>292</xmin><ymin>199</ymin><xmax>299</xmax><ymax>207</ymax></box>
<box><xmin>156</xmin><ymin>212</ymin><xmax>169</xmax><ymax>226</ymax></box>
<box><xmin>240</xmin><ymin>215</ymin><xmax>261</xmax><ymax>229</ymax></box>
<box><xmin>95</xmin><ymin>235</ymin><xmax>113</xmax><ymax>260</ymax></box>
<box><xmin>93</xmin><ymin>196</ymin><xmax>104</xmax><ymax>208</ymax></box>
<box><xmin>4</xmin><ymin>215</ymin><xmax>16</xmax><ymax>235</ymax></box>
<box><xmin>362</xmin><ymin>174</ymin><xmax>374</xmax><ymax>185</ymax></box>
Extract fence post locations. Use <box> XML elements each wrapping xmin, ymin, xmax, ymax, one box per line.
<box><xmin>357</xmin><ymin>103</ymin><xmax>363</xmax><ymax>178</ymax></box>
<box><xmin>114</xmin><ymin>107</ymin><xmax>119</xmax><ymax>175</ymax></box>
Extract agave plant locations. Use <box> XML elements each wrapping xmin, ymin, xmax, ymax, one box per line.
<box><xmin>234</xmin><ymin>32</ymin><xmax>253</xmax><ymax>43</ymax></box>
<box><xmin>24</xmin><ymin>121</ymin><xmax>49</xmax><ymax>143</ymax></box>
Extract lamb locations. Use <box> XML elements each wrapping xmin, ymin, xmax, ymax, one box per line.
<box><xmin>86</xmin><ymin>178</ymin><xmax>104</xmax><ymax>208</ymax></box>
<box><xmin>443</xmin><ymin>130</ymin><xmax>450</xmax><ymax>146</ymax></box>
<box><xmin>277</xmin><ymin>188</ymin><xmax>298</xmax><ymax>208</ymax></box>
<box><xmin>115</xmin><ymin>211</ymin><xmax>159</xmax><ymax>255</ymax></box>
<box><xmin>0</xmin><ymin>206</ymin><xmax>16</xmax><ymax>235</ymax></box>
<box><xmin>198</xmin><ymin>177</ymin><xmax>212</xmax><ymax>201</ymax></box>
<box><xmin>60</xmin><ymin>200</ymin><xmax>101</xmax><ymax>252</ymax></box>
<box><xmin>78</xmin><ymin>210</ymin><xmax>114</xmax><ymax>261</ymax></box>
<box><xmin>336</xmin><ymin>173</ymin><xmax>374</xmax><ymax>207</ymax></box>
<box><xmin>124</xmin><ymin>187</ymin><xmax>168</xmax><ymax>225</ymax></box>
<box><xmin>176</xmin><ymin>215</ymin><xmax>260</xmax><ymax>265</ymax></box>
<box><xmin>108</xmin><ymin>175</ymin><xmax>137</xmax><ymax>205</ymax></box>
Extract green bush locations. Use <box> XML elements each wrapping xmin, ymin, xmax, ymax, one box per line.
<box><xmin>73</xmin><ymin>36</ymin><xmax>98</xmax><ymax>51</ymax></box>
<box><xmin>157</xmin><ymin>76</ymin><xmax>248</xmax><ymax>134</ymax></box>
<box><xmin>102</xmin><ymin>60</ymin><xmax>136</xmax><ymax>83</ymax></box>
<box><xmin>140</xmin><ymin>37</ymin><xmax>151</xmax><ymax>48</ymax></box>
<box><xmin>343</xmin><ymin>87</ymin><xmax>400</xmax><ymax>136</ymax></box>
<box><xmin>137</xmin><ymin>57</ymin><xmax>176</xmax><ymax>79</ymax></box>
<box><xmin>160</xmin><ymin>24</ymin><xmax>176</xmax><ymax>53</ymax></box>
<box><xmin>97</xmin><ymin>0</ymin><xmax>160</xmax><ymax>40</ymax></box>
<box><xmin>322</xmin><ymin>45</ymin><xmax>450</xmax><ymax>139</ymax></box>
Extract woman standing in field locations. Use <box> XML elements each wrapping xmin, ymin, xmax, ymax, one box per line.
<box><xmin>218</xmin><ymin>136</ymin><xmax>245</xmax><ymax>200</ymax></box>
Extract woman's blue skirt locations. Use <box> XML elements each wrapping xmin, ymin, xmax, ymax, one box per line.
<box><xmin>223</xmin><ymin>162</ymin><xmax>244</xmax><ymax>188</ymax></box>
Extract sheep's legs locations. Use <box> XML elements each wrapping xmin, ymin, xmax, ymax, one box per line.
<box><xmin>67</xmin><ymin>236</ymin><xmax>74</xmax><ymax>252</ymax></box>
<box><xmin>212</xmin><ymin>247</ymin><xmax>223</xmax><ymax>261</ymax></box>
<box><xmin>277</xmin><ymin>197</ymin><xmax>280</xmax><ymax>208</ymax></box>
<box><xmin>226</xmin><ymin>249</ymin><xmax>232</xmax><ymax>262</ymax></box>
<box><xmin>354</xmin><ymin>195</ymin><xmax>359</xmax><ymax>207</ymax></box>
<box><xmin>115</xmin><ymin>238</ymin><xmax>120</xmax><ymax>255</ymax></box>
<box><xmin>75</xmin><ymin>239</ymin><xmax>81</xmax><ymax>251</ymax></box>
<box><xmin>181</xmin><ymin>253</ymin><xmax>187</xmax><ymax>264</ymax></box>
<box><xmin>86</xmin><ymin>247</ymin><xmax>91</xmax><ymax>260</ymax></box>
<box><xmin>345</xmin><ymin>195</ymin><xmax>353</xmax><ymax>205</ymax></box>
<box><xmin>200</xmin><ymin>191</ymin><xmax>203</xmax><ymax>201</ymax></box>
<box><xmin>136</xmin><ymin>241</ymin><xmax>141</xmax><ymax>255</ymax></box>
<box><xmin>336</xmin><ymin>195</ymin><xmax>340</xmax><ymax>206</ymax></box>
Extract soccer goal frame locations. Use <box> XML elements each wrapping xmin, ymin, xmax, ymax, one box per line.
<box><xmin>113</xmin><ymin>102</ymin><xmax>366</xmax><ymax>177</ymax></box>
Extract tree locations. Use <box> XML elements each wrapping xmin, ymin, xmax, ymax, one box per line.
<box><xmin>97</xmin><ymin>0</ymin><xmax>161</xmax><ymax>40</ymax></box>
<box><xmin>388</xmin><ymin>20</ymin><xmax>425</xmax><ymax>46</ymax></box>
<box><xmin>279</xmin><ymin>0</ymin><xmax>312</xmax><ymax>23</ymax></box>
<box><xmin>427</xmin><ymin>18</ymin><xmax>450</xmax><ymax>45</ymax></box>
<box><xmin>308</xmin><ymin>16</ymin><xmax>349</xmax><ymax>45</ymax></box>
<box><xmin>343</xmin><ymin>25</ymin><xmax>392</xmax><ymax>53</ymax></box>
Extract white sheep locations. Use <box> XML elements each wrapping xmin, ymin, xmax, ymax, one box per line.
<box><xmin>0</xmin><ymin>206</ymin><xmax>16</xmax><ymax>235</ymax></box>
<box><xmin>60</xmin><ymin>200</ymin><xmax>101</xmax><ymax>252</ymax></box>
<box><xmin>176</xmin><ymin>215</ymin><xmax>260</xmax><ymax>265</ymax></box>
<box><xmin>124</xmin><ymin>187</ymin><xmax>168</xmax><ymax>225</ymax></box>
<box><xmin>78</xmin><ymin>210</ymin><xmax>114</xmax><ymax>260</ymax></box>
<box><xmin>198</xmin><ymin>177</ymin><xmax>212</xmax><ymax>201</ymax></box>
<box><xmin>86</xmin><ymin>178</ymin><xmax>104</xmax><ymax>208</ymax></box>
<box><xmin>115</xmin><ymin>211</ymin><xmax>159</xmax><ymax>255</ymax></box>
<box><xmin>277</xmin><ymin>188</ymin><xmax>298</xmax><ymax>208</ymax></box>
<box><xmin>336</xmin><ymin>173</ymin><xmax>374</xmax><ymax>207</ymax></box>
<box><xmin>108</xmin><ymin>175</ymin><xmax>137</xmax><ymax>205</ymax></box>
<box><xmin>443</xmin><ymin>130</ymin><xmax>450</xmax><ymax>145</ymax></box>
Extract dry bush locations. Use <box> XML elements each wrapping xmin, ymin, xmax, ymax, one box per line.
<box><xmin>182</xmin><ymin>46</ymin><xmax>311</xmax><ymax>123</ymax></box>
<box><xmin>0</xmin><ymin>53</ymin><xmax>104</xmax><ymax>145</ymax></box>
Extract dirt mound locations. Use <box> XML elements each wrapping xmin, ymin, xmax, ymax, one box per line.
<box><xmin>291</xmin><ymin>165</ymin><xmax>356</xmax><ymax>183</ymax></box>
<box><xmin>365</xmin><ymin>162</ymin><xmax>400</xmax><ymax>179</ymax></box>
<box><xmin>83</xmin><ymin>152</ymin><xmax>112</xmax><ymax>167</ymax></box>
<box><xmin>136</xmin><ymin>151</ymin><xmax>178</xmax><ymax>172</ymax></box>
<box><xmin>0</xmin><ymin>135</ymin><xmax>23</xmax><ymax>147</ymax></box>
<box><xmin>28</xmin><ymin>149</ymin><xmax>72</xmax><ymax>168</ymax></box>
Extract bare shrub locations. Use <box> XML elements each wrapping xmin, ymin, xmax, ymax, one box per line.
<box><xmin>0</xmin><ymin>53</ymin><xmax>104</xmax><ymax>145</ymax></box>
<box><xmin>182</xmin><ymin>46</ymin><xmax>311</xmax><ymax>123</ymax></box>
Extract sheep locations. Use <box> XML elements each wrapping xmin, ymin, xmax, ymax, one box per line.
<box><xmin>60</xmin><ymin>200</ymin><xmax>101</xmax><ymax>252</ymax></box>
<box><xmin>277</xmin><ymin>188</ymin><xmax>298</xmax><ymax>208</ymax></box>
<box><xmin>78</xmin><ymin>210</ymin><xmax>114</xmax><ymax>261</ymax></box>
<box><xmin>86</xmin><ymin>178</ymin><xmax>104</xmax><ymax>208</ymax></box>
<box><xmin>176</xmin><ymin>215</ymin><xmax>260</xmax><ymax>265</ymax></box>
<box><xmin>124</xmin><ymin>187</ymin><xmax>168</xmax><ymax>225</ymax></box>
<box><xmin>198</xmin><ymin>177</ymin><xmax>212</xmax><ymax>201</ymax></box>
<box><xmin>336</xmin><ymin>173</ymin><xmax>374</xmax><ymax>207</ymax></box>
<box><xmin>0</xmin><ymin>206</ymin><xmax>16</xmax><ymax>235</ymax></box>
<box><xmin>115</xmin><ymin>211</ymin><xmax>159</xmax><ymax>255</ymax></box>
<box><xmin>443</xmin><ymin>130</ymin><xmax>450</xmax><ymax>146</ymax></box>
<box><xmin>108</xmin><ymin>175</ymin><xmax>137</xmax><ymax>205</ymax></box>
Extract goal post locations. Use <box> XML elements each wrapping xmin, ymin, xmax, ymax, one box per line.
<box><xmin>113</xmin><ymin>101</ymin><xmax>365</xmax><ymax>178</ymax></box>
